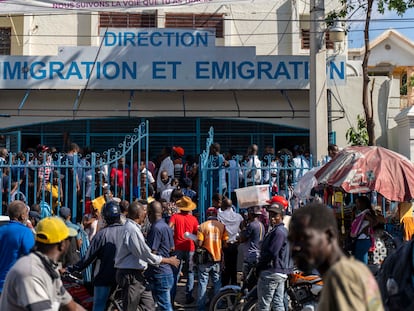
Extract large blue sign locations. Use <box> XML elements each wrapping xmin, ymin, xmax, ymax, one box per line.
<box><xmin>0</xmin><ymin>28</ymin><xmax>346</xmax><ymax>90</ymax></box>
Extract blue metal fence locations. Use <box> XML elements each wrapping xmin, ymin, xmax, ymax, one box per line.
<box><xmin>1</xmin><ymin>121</ymin><xmax>403</xmax><ymax>239</ymax></box>
<box><xmin>0</xmin><ymin>121</ymin><xmax>149</xmax><ymax>222</ymax></box>
<box><xmin>198</xmin><ymin>126</ymin><xmax>316</xmax><ymax>222</ymax></box>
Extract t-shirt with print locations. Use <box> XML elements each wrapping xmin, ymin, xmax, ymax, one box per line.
<box><xmin>197</xmin><ymin>218</ymin><xmax>229</xmax><ymax>262</ymax></box>
<box><xmin>317</xmin><ymin>256</ymin><xmax>384</xmax><ymax>311</ymax></box>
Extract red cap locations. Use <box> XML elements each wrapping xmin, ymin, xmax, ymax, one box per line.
<box><xmin>266</xmin><ymin>195</ymin><xmax>289</xmax><ymax>208</ymax></box>
<box><xmin>172</xmin><ymin>146</ymin><xmax>185</xmax><ymax>157</ymax></box>
<box><xmin>206</xmin><ymin>207</ymin><xmax>218</xmax><ymax>215</ymax></box>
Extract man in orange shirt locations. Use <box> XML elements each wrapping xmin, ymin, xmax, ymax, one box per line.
<box><xmin>196</xmin><ymin>207</ymin><xmax>229</xmax><ymax>310</ymax></box>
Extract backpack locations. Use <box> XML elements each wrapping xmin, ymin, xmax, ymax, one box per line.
<box><xmin>376</xmin><ymin>239</ymin><xmax>414</xmax><ymax>311</ymax></box>
<box><xmin>193</xmin><ymin>247</ymin><xmax>214</xmax><ymax>265</ymax></box>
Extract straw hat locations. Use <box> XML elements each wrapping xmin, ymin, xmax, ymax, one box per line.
<box><xmin>176</xmin><ymin>196</ymin><xmax>196</xmax><ymax>211</ymax></box>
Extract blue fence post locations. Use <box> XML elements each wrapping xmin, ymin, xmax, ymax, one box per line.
<box><xmin>198</xmin><ymin>127</ymin><xmax>214</xmax><ymax>223</ymax></box>
<box><xmin>0</xmin><ymin>122</ymin><xmax>149</xmax><ymax>220</ymax></box>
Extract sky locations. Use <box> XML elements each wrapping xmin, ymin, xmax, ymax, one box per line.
<box><xmin>347</xmin><ymin>6</ymin><xmax>414</xmax><ymax>48</ymax></box>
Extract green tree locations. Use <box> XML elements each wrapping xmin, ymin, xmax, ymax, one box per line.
<box><xmin>346</xmin><ymin>114</ymin><xmax>369</xmax><ymax>145</ymax></box>
<box><xmin>328</xmin><ymin>0</ymin><xmax>414</xmax><ymax>146</ymax></box>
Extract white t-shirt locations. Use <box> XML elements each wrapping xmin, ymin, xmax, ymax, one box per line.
<box><xmin>218</xmin><ymin>207</ymin><xmax>244</xmax><ymax>242</ymax></box>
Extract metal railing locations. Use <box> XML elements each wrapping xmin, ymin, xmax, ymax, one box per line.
<box><xmin>198</xmin><ymin>127</ymin><xmax>315</xmax><ymax>222</ymax></box>
<box><xmin>0</xmin><ymin>121</ymin><xmax>149</xmax><ymax>222</ymax></box>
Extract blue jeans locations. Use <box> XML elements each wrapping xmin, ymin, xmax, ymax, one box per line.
<box><xmin>256</xmin><ymin>270</ymin><xmax>287</xmax><ymax>311</ymax></box>
<box><xmin>197</xmin><ymin>262</ymin><xmax>221</xmax><ymax>311</ymax></box>
<box><xmin>150</xmin><ymin>273</ymin><xmax>174</xmax><ymax>311</ymax></box>
<box><xmin>93</xmin><ymin>286</ymin><xmax>111</xmax><ymax>311</ymax></box>
<box><xmin>354</xmin><ymin>238</ymin><xmax>371</xmax><ymax>264</ymax></box>
<box><xmin>172</xmin><ymin>250</ymin><xmax>195</xmax><ymax>302</ymax></box>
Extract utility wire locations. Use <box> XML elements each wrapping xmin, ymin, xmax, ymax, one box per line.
<box><xmin>6</xmin><ymin>25</ymin><xmax>414</xmax><ymax>39</ymax></box>
<box><xmin>3</xmin><ymin>12</ymin><xmax>414</xmax><ymax>22</ymax></box>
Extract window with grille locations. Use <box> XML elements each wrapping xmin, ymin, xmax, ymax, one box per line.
<box><xmin>165</xmin><ymin>13</ymin><xmax>224</xmax><ymax>38</ymax></box>
<box><xmin>0</xmin><ymin>28</ymin><xmax>11</xmax><ymax>55</ymax></box>
<box><xmin>99</xmin><ymin>12</ymin><xmax>157</xmax><ymax>28</ymax></box>
<box><xmin>301</xmin><ymin>29</ymin><xmax>334</xmax><ymax>50</ymax></box>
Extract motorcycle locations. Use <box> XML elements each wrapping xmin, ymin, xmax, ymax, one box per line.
<box><xmin>209</xmin><ymin>268</ymin><xmax>322</xmax><ymax>311</ymax></box>
<box><xmin>287</xmin><ymin>270</ymin><xmax>323</xmax><ymax>311</ymax></box>
<box><xmin>62</xmin><ymin>271</ymin><xmax>94</xmax><ymax>310</ymax></box>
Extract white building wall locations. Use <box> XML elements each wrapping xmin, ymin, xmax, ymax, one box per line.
<box><xmin>0</xmin><ymin>15</ymin><xmax>24</xmax><ymax>55</ymax></box>
<box><xmin>7</xmin><ymin>1</ymin><xmax>343</xmax><ymax>56</ymax></box>
<box><xmin>25</xmin><ymin>14</ymin><xmax>82</xmax><ymax>55</ymax></box>
<box><xmin>395</xmin><ymin>106</ymin><xmax>414</xmax><ymax>160</ymax></box>
<box><xmin>4</xmin><ymin>0</ymin><xmax>390</xmax><ymax>153</ymax></box>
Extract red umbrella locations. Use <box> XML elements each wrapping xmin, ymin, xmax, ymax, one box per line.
<box><xmin>314</xmin><ymin>146</ymin><xmax>414</xmax><ymax>202</ymax></box>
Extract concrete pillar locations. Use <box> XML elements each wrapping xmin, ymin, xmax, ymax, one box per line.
<box><xmin>407</xmin><ymin>67</ymin><xmax>414</xmax><ymax>106</ymax></box>
<box><xmin>309</xmin><ymin>0</ymin><xmax>328</xmax><ymax>164</ymax></box>
<box><xmin>394</xmin><ymin>105</ymin><xmax>414</xmax><ymax>161</ymax></box>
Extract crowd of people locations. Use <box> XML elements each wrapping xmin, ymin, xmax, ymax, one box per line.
<box><xmin>1</xmin><ymin>140</ymin><xmax>413</xmax><ymax>311</ymax></box>
<box><xmin>0</xmin><ymin>141</ymin><xmax>340</xmax><ymax>219</ymax></box>
<box><xmin>1</xmin><ymin>191</ymin><xmax>402</xmax><ymax>311</ymax></box>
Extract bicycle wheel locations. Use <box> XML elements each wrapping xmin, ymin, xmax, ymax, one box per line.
<box><xmin>107</xmin><ymin>286</ymin><xmax>124</xmax><ymax>311</ymax></box>
<box><xmin>106</xmin><ymin>298</ymin><xmax>144</xmax><ymax>311</ymax></box>
<box><xmin>209</xmin><ymin>288</ymin><xmax>243</xmax><ymax>311</ymax></box>
<box><xmin>241</xmin><ymin>298</ymin><xmax>257</xmax><ymax>311</ymax></box>
<box><xmin>106</xmin><ymin>297</ymin><xmax>123</xmax><ymax>311</ymax></box>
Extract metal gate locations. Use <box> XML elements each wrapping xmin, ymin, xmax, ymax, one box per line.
<box><xmin>0</xmin><ymin>121</ymin><xmax>149</xmax><ymax>221</ymax></box>
<box><xmin>198</xmin><ymin>126</ymin><xmax>314</xmax><ymax>222</ymax></box>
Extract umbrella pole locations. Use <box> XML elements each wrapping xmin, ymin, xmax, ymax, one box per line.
<box><xmin>334</xmin><ymin>190</ymin><xmax>346</xmax><ymax>235</ymax></box>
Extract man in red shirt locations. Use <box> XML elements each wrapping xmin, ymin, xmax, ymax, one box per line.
<box><xmin>169</xmin><ymin>196</ymin><xmax>199</xmax><ymax>305</ymax></box>
<box><xmin>110</xmin><ymin>157</ymin><xmax>130</xmax><ymax>198</ymax></box>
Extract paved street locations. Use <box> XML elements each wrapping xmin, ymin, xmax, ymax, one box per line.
<box><xmin>175</xmin><ymin>276</ymin><xmax>198</xmax><ymax>311</ymax></box>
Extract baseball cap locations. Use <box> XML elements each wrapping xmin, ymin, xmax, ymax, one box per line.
<box><xmin>172</xmin><ymin>146</ymin><xmax>185</xmax><ymax>157</ymax></box>
<box><xmin>59</xmin><ymin>206</ymin><xmax>71</xmax><ymax>219</ymax></box>
<box><xmin>35</xmin><ymin>217</ymin><xmax>77</xmax><ymax>244</ymax></box>
<box><xmin>206</xmin><ymin>207</ymin><xmax>218</xmax><ymax>215</ymax></box>
<box><xmin>266</xmin><ymin>195</ymin><xmax>289</xmax><ymax>208</ymax></box>
<box><xmin>267</xmin><ymin>203</ymin><xmax>284</xmax><ymax>215</ymax></box>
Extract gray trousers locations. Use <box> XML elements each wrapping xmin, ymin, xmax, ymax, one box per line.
<box><xmin>116</xmin><ymin>268</ymin><xmax>155</xmax><ymax>311</ymax></box>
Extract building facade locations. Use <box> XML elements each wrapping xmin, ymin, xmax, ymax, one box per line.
<box><xmin>0</xmin><ymin>1</ymin><xmax>392</xmax><ymax>160</ymax></box>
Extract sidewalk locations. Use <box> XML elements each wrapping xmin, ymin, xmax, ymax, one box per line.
<box><xmin>174</xmin><ymin>276</ymin><xmax>198</xmax><ymax>311</ymax></box>
<box><xmin>174</xmin><ymin>246</ymin><xmax>245</xmax><ymax>310</ymax></box>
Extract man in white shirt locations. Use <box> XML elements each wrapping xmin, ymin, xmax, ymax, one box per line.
<box><xmin>218</xmin><ymin>197</ymin><xmax>244</xmax><ymax>285</ymax></box>
<box><xmin>244</xmin><ymin>144</ymin><xmax>262</xmax><ymax>186</ymax></box>
<box><xmin>161</xmin><ymin>178</ymin><xmax>180</xmax><ymax>202</ymax></box>
<box><xmin>156</xmin><ymin>147</ymin><xmax>174</xmax><ymax>194</ymax></box>
<box><xmin>292</xmin><ymin>145</ymin><xmax>309</xmax><ymax>182</ymax></box>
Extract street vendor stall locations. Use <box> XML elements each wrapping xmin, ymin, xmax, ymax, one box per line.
<box><xmin>313</xmin><ymin>146</ymin><xmax>414</xmax><ymax>264</ymax></box>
